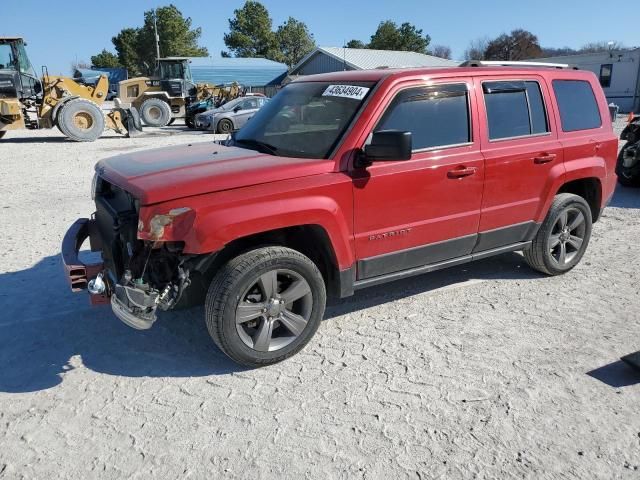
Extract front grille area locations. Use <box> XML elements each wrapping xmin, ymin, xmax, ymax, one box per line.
<box><xmin>94</xmin><ymin>179</ymin><xmax>140</xmax><ymax>280</ymax></box>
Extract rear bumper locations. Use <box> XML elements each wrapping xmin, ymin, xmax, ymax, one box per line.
<box><xmin>61</xmin><ymin>218</ymin><xmax>108</xmax><ymax>304</ymax></box>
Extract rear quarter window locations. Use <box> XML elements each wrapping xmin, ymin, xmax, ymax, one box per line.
<box><xmin>552</xmin><ymin>80</ymin><xmax>602</xmax><ymax>132</ymax></box>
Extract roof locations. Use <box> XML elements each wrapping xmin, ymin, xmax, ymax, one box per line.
<box><xmin>187</xmin><ymin>56</ymin><xmax>288</xmax><ymax>87</ymax></box>
<box><xmin>292</xmin><ymin>46</ymin><xmax>459</xmax><ymax>73</ymax></box>
<box><xmin>291</xmin><ymin>66</ymin><xmax>598</xmax><ymax>84</ymax></box>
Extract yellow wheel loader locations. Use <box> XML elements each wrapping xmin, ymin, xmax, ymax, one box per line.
<box><xmin>118</xmin><ymin>57</ymin><xmax>219</xmax><ymax>128</ymax></box>
<box><xmin>0</xmin><ymin>37</ymin><xmax>142</xmax><ymax>142</ymax></box>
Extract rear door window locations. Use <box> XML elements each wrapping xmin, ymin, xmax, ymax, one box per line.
<box><xmin>552</xmin><ymin>80</ymin><xmax>602</xmax><ymax>132</ymax></box>
<box><xmin>483</xmin><ymin>81</ymin><xmax>549</xmax><ymax>140</ymax></box>
<box><xmin>376</xmin><ymin>84</ymin><xmax>471</xmax><ymax>151</ymax></box>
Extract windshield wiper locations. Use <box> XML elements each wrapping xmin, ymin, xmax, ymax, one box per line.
<box><xmin>234</xmin><ymin>138</ymin><xmax>279</xmax><ymax>155</ymax></box>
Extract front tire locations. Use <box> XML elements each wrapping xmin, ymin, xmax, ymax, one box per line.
<box><xmin>57</xmin><ymin>99</ymin><xmax>105</xmax><ymax>142</ymax></box>
<box><xmin>523</xmin><ymin>193</ymin><xmax>592</xmax><ymax>275</ymax></box>
<box><xmin>216</xmin><ymin>118</ymin><xmax>233</xmax><ymax>134</ymax></box>
<box><xmin>140</xmin><ymin>98</ymin><xmax>172</xmax><ymax>127</ymax></box>
<box><xmin>205</xmin><ymin>247</ymin><xmax>326</xmax><ymax>367</ymax></box>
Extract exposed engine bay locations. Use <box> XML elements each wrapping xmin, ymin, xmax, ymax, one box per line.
<box><xmin>90</xmin><ymin>176</ymin><xmax>212</xmax><ymax>329</ymax></box>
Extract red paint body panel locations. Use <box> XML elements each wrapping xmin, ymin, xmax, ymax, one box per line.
<box><xmin>98</xmin><ymin>143</ymin><xmax>334</xmax><ymax>205</ymax></box>
<box><xmin>138</xmin><ymin>174</ymin><xmax>356</xmax><ymax>269</ymax></box>
<box><xmin>92</xmin><ymin>65</ymin><xmax>617</xmax><ymax>279</ymax></box>
<box><xmin>349</xmin><ymin>77</ymin><xmax>484</xmax><ymax>259</ymax></box>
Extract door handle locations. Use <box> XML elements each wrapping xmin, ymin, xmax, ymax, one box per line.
<box><xmin>533</xmin><ymin>153</ymin><xmax>557</xmax><ymax>164</ymax></box>
<box><xmin>447</xmin><ymin>166</ymin><xmax>477</xmax><ymax>178</ymax></box>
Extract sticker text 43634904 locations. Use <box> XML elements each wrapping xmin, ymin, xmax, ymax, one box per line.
<box><xmin>322</xmin><ymin>85</ymin><xmax>370</xmax><ymax>100</ymax></box>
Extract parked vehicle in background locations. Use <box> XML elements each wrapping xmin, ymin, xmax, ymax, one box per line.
<box><xmin>184</xmin><ymin>83</ymin><xmax>246</xmax><ymax>128</ymax></box>
<box><xmin>63</xmin><ymin>62</ymin><xmax>617</xmax><ymax>367</ymax></box>
<box><xmin>118</xmin><ymin>57</ymin><xmax>205</xmax><ymax>127</ymax></box>
<box><xmin>616</xmin><ymin>115</ymin><xmax>640</xmax><ymax>186</ymax></box>
<box><xmin>0</xmin><ymin>37</ymin><xmax>140</xmax><ymax>142</ymax></box>
<box><xmin>194</xmin><ymin>95</ymin><xmax>269</xmax><ymax>133</ymax></box>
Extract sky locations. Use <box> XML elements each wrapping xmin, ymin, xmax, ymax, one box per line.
<box><xmin>3</xmin><ymin>0</ymin><xmax>637</xmax><ymax>75</ymax></box>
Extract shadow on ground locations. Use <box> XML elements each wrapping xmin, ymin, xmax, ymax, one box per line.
<box><xmin>587</xmin><ymin>360</ymin><xmax>640</xmax><ymax>388</ymax></box>
<box><xmin>609</xmin><ymin>185</ymin><xmax>640</xmax><ymax>209</ymax></box>
<box><xmin>0</xmin><ymin>250</ymin><xmax>540</xmax><ymax>393</ymax></box>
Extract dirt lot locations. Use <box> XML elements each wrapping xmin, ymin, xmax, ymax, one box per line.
<box><xmin>0</xmin><ymin>120</ymin><xmax>639</xmax><ymax>479</ymax></box>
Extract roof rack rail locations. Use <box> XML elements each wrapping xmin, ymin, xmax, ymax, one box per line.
<box><xmin>460</xmin><ymin>60</ymin><xmax>578</xmax><ymax>70</ymax></box>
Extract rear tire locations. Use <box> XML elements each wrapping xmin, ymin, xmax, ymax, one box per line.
<box><xmin>205</xmin><ymin>247</ymin><xmax>326</xmax><ymax>367</ymax></box>
<box><xmin>57</xmin><ymin>99</ymin><xmax>105</xmax><ymax>142</ymax></box>
<box><xmin>523</xmin><ymin>193</ymin><xmax>592</xmax><ymax>275</ymax></box>
<box><xmin>140</xmin><ymin>98</ymin><xmax>172</xmax><ymax>127</ymax></box>
<box><xmin>616</xmin><ymin>142</ymin><xmax>640</xmax><ymax>187</ymax></box>
<box><xmin>216</xmin><ymin>118</ymin><xmax>233</xmax><ymax>134</ymax></box>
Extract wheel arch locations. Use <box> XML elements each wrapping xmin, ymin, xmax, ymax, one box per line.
<box><xmin>207</xmin><ymin>224</ymin><xmax>345</xmax><ymax>298</ymax></box>
<box><xmin>556</xmin><ymin>177</ymin><xmax>602</xmax><ymax>222</ymax></box>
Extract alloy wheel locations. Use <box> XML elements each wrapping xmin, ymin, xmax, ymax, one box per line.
<box><xmin>548</xmin><ymin>207</ymin><xmax>587</xmax><ymax>266</ymax></box>
<box><xmin>235</xmin><ymin>269</ymin><xmax>313</xmax><ymax>352</ymax></box>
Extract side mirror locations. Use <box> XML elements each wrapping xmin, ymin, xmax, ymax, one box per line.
<box><xmin>362</xmin><ymin>130</ymin><xmax>412</xmax><ymax>164</ymax></box>
<box><xmin>233</xmin><ymin>105</ymin><xmax>242</xmax><ymax>112</ymax></box>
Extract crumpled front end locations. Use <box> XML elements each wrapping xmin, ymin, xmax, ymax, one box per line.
<box><xmin>61</xmin><ymin>176</ymin><xmax>211</xmax><ymax>330</ymax></box>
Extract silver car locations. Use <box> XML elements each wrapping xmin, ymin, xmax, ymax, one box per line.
<box><xmin>194</xmin><ymin>96</ymin><xmax>269</xmax><ymax>134</ymax></box>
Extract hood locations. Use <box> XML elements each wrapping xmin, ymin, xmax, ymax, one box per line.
<box><xmin>96</xmin><ymin>142</ymin><xmax>333</xmax><ymax>205</ymax></box>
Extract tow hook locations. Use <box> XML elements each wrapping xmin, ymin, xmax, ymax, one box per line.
<box><xmin>87</xmin><ymin>273</ymin><xmax>106</xmax><ymax>295</ymax></box>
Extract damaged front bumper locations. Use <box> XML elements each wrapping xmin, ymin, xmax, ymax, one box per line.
<box><xmin>62</xmin><ymin>217</ymin><xmax>188</xmax><ymax>330</ymax></box>
<box><xmin>61</xmin><ymin>218</ymin><xmax>108</xmax><ymax>305</ymax></box>
<box><xmin>62</xmin><ymin>218</ymin><xmax>165</xmax><ymax>330</ymax></box>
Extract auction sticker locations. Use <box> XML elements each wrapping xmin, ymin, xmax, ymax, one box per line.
<box><xmin>322</xmin><ymin>85</ymin><xmax>370</xmax><ymax>100</ymax></box>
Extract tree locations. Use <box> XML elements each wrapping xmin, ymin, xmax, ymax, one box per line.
<box><xmin>137</xmin><ymin>5</ymin><xmax>207</xmax><ymax>70</ymax></box>
<box><xmin>464</xmin><ymin>37</ymin><xmax>489</xmax><ymax>60</ymax></box>
<box><xmin>346</xmin><ymin>39</ymin><xmax>366</xmax><ymax>49</ymax></box>
<box><xmin>430</xmin><ymin>44</ymin><xmax>452</xmax><ymax>59</ymax></box>
<box><xmin>580</xmin><ymin>41</ymin><xmax>625</xmax><ymax>53</ymax></box>
<box><xmin>541</xmin><ymin>46</ymin><xmax>579</xmax><ymax>57</ymax></box>
<box><xmin>368</xmin><ymin>21</ymin><xmax>430</xmax><ymax>53</ymax></box>
<box><xmin>107</xmin><ymin>5</ymin><xmax>207</xmax><ymax>75</ymax></box>
<box><xmin>275</xmin><ymin>17</ymin><xmax>315</xmax><ymax>67</ymax></box>
<box><xmin>224</xmin><ymin>1</ymin><xmax>278</xmax><ymax>59</ymax></box>
<box><xmin>484</xmin><ymin>29</ymin><xmax>542</xmax><ymax>61</ymax></box>
<box><xmin>91</xmin><ymin>49</ymin><xmax>121</xmax><ymax>68</ymax></box>
<box><xmin>112</xmin><ymin>28</ymin><xmax>141</xmax><ymax>74</ymax></box>
<box><xmin>70</xmin><ymin>59</ymin><xmax>91</xmax><ymax>73</ymax></box>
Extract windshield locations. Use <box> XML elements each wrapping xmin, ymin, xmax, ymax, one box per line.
<box><xmin>16</xmin><ymin>41</ymin><xmax>36</xmax><ymax>76</ymax></box>
<box><xmin>234</xmin><ymin>81</ymin><xmax>375</xmax><ymax>159</ymax></box>
<box><xmin>159</xmin><ymin>61</ymin><xmax>185</xmax><ymax>79</ymax></box>
<box><xmin>0</xmin><ymin>44</ymin><xmax>15</xmax><ymax>70</ymax></box>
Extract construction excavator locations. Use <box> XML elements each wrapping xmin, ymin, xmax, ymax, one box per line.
<box><xmin>0</xmin><ymin>37</ymin><xmax>141</xmax><ymax>142</ymax></box>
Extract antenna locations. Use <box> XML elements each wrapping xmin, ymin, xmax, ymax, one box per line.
<box><xmin>154</xmin><ymin>9</ymin><xmax>161</xmax><ymax>61</ymax></box>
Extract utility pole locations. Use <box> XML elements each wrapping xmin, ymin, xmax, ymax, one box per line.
<box><xmin>154</xmin><ymin>9</ymin><xmax>161</xmax><ymax>61</ymax></box>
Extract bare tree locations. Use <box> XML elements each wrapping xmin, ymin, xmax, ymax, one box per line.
<box><xmin>463</xmin><ymin>37</ymin><xmax>489</xmax><ymax>61</ymax></box>
<box><xmin>484</xmin><ymin>29</ymin><xmax>543</xmax><ymax>60</ymax></box>
<box><xmin>580</xmin><ymin>41</ymin><xmax>625</xmax><ymax>53</ymax></box>
<box><xmin>430</xmin><ymin>44</ymin><xmax>452</xmax><ymax>59</ymax></box>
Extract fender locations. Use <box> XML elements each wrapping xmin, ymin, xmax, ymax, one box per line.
<box><xmin>537</xmin><ymin>156</ymin><xmax>605</xmax><ymax>222</ymax></box>
<box><xmin>138</xmin><ymin>180</ymin><xmax>356</xmax><ymax>270</ymax></box>
<box><xmin>51</xmin><ymin>95</ymin><xmax>80</xmax><ymax>125</ymax></box>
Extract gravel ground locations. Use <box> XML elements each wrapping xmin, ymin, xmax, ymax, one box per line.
<box><xmin>0</xmin><ymin>119</ymin><xmax>639</xmax><ymax>479</ymax></box>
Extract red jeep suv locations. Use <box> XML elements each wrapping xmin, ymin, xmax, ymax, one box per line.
<box><xmin>63</xmin><ymin>62</ymin><xmax>618</xmax><ymax>367</ymax></box>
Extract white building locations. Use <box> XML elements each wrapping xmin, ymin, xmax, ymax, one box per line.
<box><xmin>532</xmin><ymin>48</ymin><xmax>640</xmax><ymax>113</ymax></box>
<box><xmin>289</xmin><ymin>47</ymin><xmax>458</xmax><ymax>76</ymax></box>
